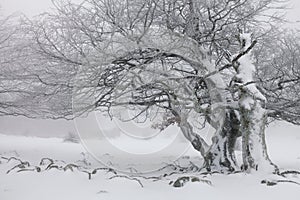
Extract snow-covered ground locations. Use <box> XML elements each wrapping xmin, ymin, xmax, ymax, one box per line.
<box><xmin>0</xmin><ymin>122</ymin><xmax>300</xmax><ymax>200</ymax></box>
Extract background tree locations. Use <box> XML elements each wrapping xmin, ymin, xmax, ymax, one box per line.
<box><xmin>0</xmin><ymin>13</ymin><xmax>74</xmax><ymax>119</ymax></box>
<box><xmin>255</xmin><ymin>31</ymin><xmax>300</xmax><ymax>125</ymax></box>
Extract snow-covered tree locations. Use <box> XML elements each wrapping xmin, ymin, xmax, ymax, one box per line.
<box><xmin>0</xmin><ymin>13</ymin><xmax>74</xmax><ymax>119</ymax></box>
<box><xmin>0</xmin><ymin>14</ymin><xmax>35</xmax><ymax>117</ymax></box>
<box><xmin>5</xmin><ymin>0</ymin><xmax>300</xmax><ymax>173</ymax></box>
<box><xmin>255</xmin><ymin>31</ymin><xmax>300</xmax><ymax>125</ymax></box>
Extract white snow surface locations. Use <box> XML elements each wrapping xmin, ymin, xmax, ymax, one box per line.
<box><xmin>0</xmin><ymin>121</ymin><xmax>300</xmax><ymax>200</ymax></box>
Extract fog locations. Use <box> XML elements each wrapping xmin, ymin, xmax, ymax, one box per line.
<box><xmin>0</xmin><ymin>116</ymin><xmax>76</xmax><ymax>137</ymax></box>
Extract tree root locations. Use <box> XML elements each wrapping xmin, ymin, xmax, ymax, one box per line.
<box><xmin>261</xmin><ymin>169</ymin><xmax>300</xmax><ymax>187</ymax></box>
<box><xmin>279</xmin><ymin>170</ymin><xmax>300</xmax><ymax>177</ymax></box>
<box><xmin>261</xmin><ymin>179</ymin><xmax>300</xmax><ymax>186</ymax></box>
<box><xmin>3</xmin><ymin>156</ymin><xmax>299</xmax><ymax>188</ymax></box>
<box><xmin>156</xmin><ymin>162</ymin><xmax>201</xmax><ymax>174</ymax></box>
<box><xmin>92</xmin><ymin>167</ymin><xmax>117</xmax><ymax>175</ymax></box>
<box><xmin>108</xmin><ymin>175</ymin><xmax>144</xmax><ymax>188</ymax></box>
<box><xmin>170</xmin><ymin>176</ymin><xmax>212</xmax><ymax>188</ymax></box>
<box><xmin>1</xmin><ymin>156</ymin><xmax>140</xmax><ymax>183</ymax></box>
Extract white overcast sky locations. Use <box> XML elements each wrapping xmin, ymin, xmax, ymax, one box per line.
<box><xmin>0</xmin><ymin>0</ymin><xmax>51</xmax><ymax>16</ymax></box>
<box><xmin>0</xmin><ymin>0</ymin><xmax>299</xmax><ymax>22</ymax></box>
<box><xmin>0</xmin><ymin>0</ymin><xmax>77</xmax><ymax>15</ymax></box>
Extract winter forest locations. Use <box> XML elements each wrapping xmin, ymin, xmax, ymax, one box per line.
<box><xmin>1</xmin><ymin>0</ymin><xmax>300</xmax><ymax>199</ymax></box>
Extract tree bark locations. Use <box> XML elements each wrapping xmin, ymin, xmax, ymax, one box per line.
<box><xmin>204</xmin><ymin>109</ymin><xmax>240</xmax><ymax>172</ymax></box>
<box><xmin>239</xmin><ymin>96</ymin><xmax>278</xmax><ymax>172</ymax></box>
<box><xmin>235</xmin><ymin>33</ymin><xmax>278</xmax><ymax>173</ymax></box>
<box><xmin>178</xmin><ymin>116</ymin><xmax>209</xmax><ymax>158</ymax></box>
<box><xmin>171</xmin><ymin>104</ymin><xmax>209</xmax><ymax>158</ymax></box>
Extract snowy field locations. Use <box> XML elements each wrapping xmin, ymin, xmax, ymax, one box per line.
<box><xmin>0</xmin><ymin>122</ymin><xmax>300</xmax><ymax>200</ymax></box>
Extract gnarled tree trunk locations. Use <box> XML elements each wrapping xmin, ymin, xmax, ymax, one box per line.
<box><xmin>239</xmin><ymin>95</ymin><xmax>278</xmax><ymax>172</ymax></box>
<box><xmin>204</xmin><ymin>109</ymin><xmax>240</xmax><ymax>172</ymax></box>
<box><xmin>236</xmin><ymin>33</ymin><xmax>278</xmax><ymax>173</ymax></box>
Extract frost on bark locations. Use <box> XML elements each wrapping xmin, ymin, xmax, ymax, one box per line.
<box><xmin>196</xmin><ymin>33</ymin><xmax>280</xmax><ymax>173</ymax></box>
<box><xmin>239</xmin><ymin>99</ymin><xmax>277</xmax><ymax>172</ymax></box>
<box><xmin>172</xmin><ymin>100</ymin><xmax>240</xmax><ymax>172</ymax></box>
<box><xmin>197</xmin><ymin>71</ymin><xmax>240</xmax><ymax>172</ymax></box>
<box><xmin>170</xmin><ymin>99</ymin><xmax>209</xmax><ymax>158</ymax></box>
<box><xmin>177</xmin><ymin>112</ymin><xmax>209</xmax><ymax>158</ymax></box>
<box><xmin>169</xmin><ymin>75</ymin><xmax>241</xmax><ymax>172</ymax></box>
<box><xmin>204</xmin><ymin>108</ymin><xmax>240</xmax><ymax>172</ymax></box>
<box><xmin>235</xmin><ymin>33</ymin><xmax>278</xmax><ymax>173</ymax></box>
